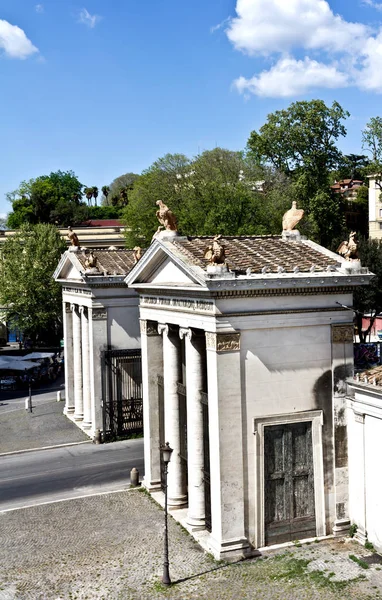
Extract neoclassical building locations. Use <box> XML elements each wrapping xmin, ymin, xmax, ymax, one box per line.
<box><xmin>54</xmin><ymin>248</ymin><xmax>140</xmax><ymax>436</ymax></box>
<box><xmin>125</xmin><ymin>232</ymin><xmax>372</xmax><ymax>559</ymax></box>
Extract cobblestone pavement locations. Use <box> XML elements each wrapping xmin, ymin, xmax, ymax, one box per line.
<box><xmin>1</xmin><ymin>489</ymin><xmax>382</xmax><ymax>600</ymax></box>
<box><xmin>0</xmin><ymin>400</ymin><xmax>89</xmax><ymax>454</ymax></box>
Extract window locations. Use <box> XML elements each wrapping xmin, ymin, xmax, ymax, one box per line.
<box><xmin>379</xmin><ymin>209</ymin><xmax>382</xmax><ymax>217</ymax></box>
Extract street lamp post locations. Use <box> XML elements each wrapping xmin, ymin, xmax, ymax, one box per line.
<box><xmin>160</xmin><ymin>442</ymin><xmax>173</xmax><ymax>586</ymax></box>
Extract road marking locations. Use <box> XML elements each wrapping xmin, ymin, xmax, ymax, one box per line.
<box><xmin>0</xmin><ymin>440</ymin><xmax>91</xmax><ymax>458</ymax></box>
<box><xmin>0</xmin><ymin>486</ymin><xmax>138</xmax><ymax>513</ymax></box>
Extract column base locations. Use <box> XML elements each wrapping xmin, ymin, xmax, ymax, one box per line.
<box><xmin>207</xmin><ymin>535</ymin><xmax>256</xmax><ymax>562</ymax></box>
<box><xmin>82</xmin><ymin>421</ymin><xmax>92</xmax><ymax>430</ymax></box>
<box><xmin>186</xmin><ymin>514</ymin><xmax>205</xmax><ymax>531</ymax></box>
<box><xmin>73</xmin><ymin>413</ymin><xmax>84</xmax><ymax>421</ymax></box>
<box><xmin>168</xmin><ymin>494</ymin><xmax>188</xmax><ymax>509</ymax></box>
<box><xmin>355</xmin><ymin>527</ymin><xmax>367</xmax><ymax>545</ymax></box>
<box><xmin>142</xmin><ymin>478</ymin><xmax>162</xmax><ymax>493</ymax></box>
<box><xmin>333</xmin><ymin>519</ymin><xmax>350</xmax><ymax>537</ymax></box>
<box><xmin>64</xmin><ymin>406</ymin><xmax>75</xmax><ymax>415</ymax></box>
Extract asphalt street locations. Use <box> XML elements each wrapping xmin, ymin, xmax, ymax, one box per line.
<box><xmin>0</xmin><ymin>438</ymin><xmax>144</xmax><ymax>511</ymax></box>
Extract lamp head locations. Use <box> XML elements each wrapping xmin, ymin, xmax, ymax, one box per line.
<box><xmin>160</xmin><ymin>442</ymin><xmax>173</xmax><ymax>464</ymax></box>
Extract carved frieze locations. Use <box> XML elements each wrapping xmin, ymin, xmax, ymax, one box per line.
<box><xmin>140</xmin><ymin>320</ymin><xmax>159</xmax><ymax>336</ymax></box>
<box><xmin>92</xmin><ymin>308</ymin><xmax>107</xmax><ymax>320</ymax></box>
<box><xmin>141</xmin><ymin>295</ymin><xmax>214</xmax><ymax>313</ymax></box>
<box><xmin>205</xmin><ymin>332</ymin><xmax>240</xmax><ymax>352</ymax></box>
<box><xmin>331</xmin><ymin>324</ymin><xmax>354</xmax><ymax>344</ymax></box>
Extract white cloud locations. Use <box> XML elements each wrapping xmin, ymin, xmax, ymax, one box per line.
<box><xmin>227</xmin><ymin>0</ymin><xmax>382</xmax><ymax>97</ymax></box>
<box><xmin>362</xmin><ymin>0</ymin><xmax>382</xmax><ymax>11</ymax></box>
<box><xmin>78</xmin><ymin>8</ymin><xmax>101</xmax><ymax>28</ymax></box>
<box><xmin>35</xmin><ymin>4</ymin><xmax>44</xmax><ymax>13</ymax></box>
<box><xmin>0</xmin><ymin>20</ymin><xmax>38</xmax><ymax>59</ymax></box>
<box><xmin>210</xmin><ymin>16</ymin><xmax>231</xmax><ymax>34</ymax></box>
<box><xmin>234</xmin><ymin>57</ymin><xmax>349</xmax><ymax>98</ymax></box>
<box><xmin>227</xmin><ymin>0</ymin><xmax>367</xmax><ymax>56</ymax></box>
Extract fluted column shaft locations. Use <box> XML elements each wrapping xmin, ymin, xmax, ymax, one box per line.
<box><xmin>158</xmin><ymin>323</ymin><xmax>187</xmax><ymax>507</ymax></box>
<box><xmin>180</xmin><ymin>327</ymin><xmax>205</xmax><ymax>528</ymax></box>
<box><xmin>80</xmin><ymin>306</ymin><xmax>91</xmax><ymax>428</ymax></box>
<box><xmin>71</xmin><ymin>304</ymin><xmax>83</xmax><ymax>421</ymax></box>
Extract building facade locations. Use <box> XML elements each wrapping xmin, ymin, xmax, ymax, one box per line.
<box><xmin>54</xmin><ymin>248</ymin><xmax>140</xmax><ymax>437</ymax></box>
<box><xmin>126</xmin><ymin>233</ymin><xmax>371</xmax><ymax>559</ymax></box>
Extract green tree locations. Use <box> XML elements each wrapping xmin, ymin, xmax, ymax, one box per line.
<box><xmin>106</xmin><ymin>173</ymin><xmax>140</xmax><ymax>207</ymax></box>
<box><xmin>7</xmin><ymin>171</ymin><xmax>87</xmax><ymax>228</ymax></box>
<box><xmin>83</xmin><ymin>187</ymin><xmax>94</xmax><ymax>206</ymax></box>
<box><xmin>101</xmin><ymin>185</ymin><xmax>110</xmax><ymax>204</ymax></box>
<box><xmin>122</xmin><ymin>149</ymin><xmax>271</xmax><ymax>247</ymax></box>
<box><xmin>0</xmin><ymin>223</ymin><xmax>66</xmax><ymax>343</ymax></box>
<box><xmin>362</xmin><ymin>116</ymin><xmax>382</xmax><ymax>191</ymax></box>
<box><xmin>247</xmin><ymin>100</ymin><xmax>349</xmax><ymax>244</ymax></box>
<box><xmin>354</xmin><ymin>238</ymin><xmax>382</xmax><ymax>342</ymax></box>
<box><xmin>92</xmin><ymin>186</ymin><xmax>99</xmax><ymax>206</ymax></box>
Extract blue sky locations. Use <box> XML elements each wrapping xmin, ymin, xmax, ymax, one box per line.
<box><xmin>1</xmin><ymin>0</ymin><xmax>382</xmax><ymax>217</ymax></box>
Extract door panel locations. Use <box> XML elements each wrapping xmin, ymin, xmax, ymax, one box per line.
<box><xmin>264</xmin><ymin>422</ymin><xmax>316</xmax><ymax>545</ymax></box>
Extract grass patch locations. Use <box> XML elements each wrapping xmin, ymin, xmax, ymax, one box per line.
<box><xmin>349</xmin><ymin>554</ymin><xmax>370</xmax><ymax>569</ymax></box>
<box><xmin>365</xmin><ymin>540</ymin><xmax>375</xmax><ymax>552</ymax></box>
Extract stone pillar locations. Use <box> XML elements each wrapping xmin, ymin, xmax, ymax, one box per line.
<box><xmin>158</xmin><ymin>323</ymin><xmax>187</xmax><ymax>507</ymax></box>
<box><xmin>141</xmin><ymin>320</ymin><xmax>163</xmax><ymax>491</ymax></box>
<box><xmin>205</xmin><ymin>331</ymin><xmax>250</xmax><ymax>560</ymax></box>
<box><xmin>179</xmin><ymin>327</ymin><xmax>205</xmax><ymax>529</ymax></box>
<box><xmin>80</xmin><ymin>306</ymin><xmax>92</xmax><ymax>429</ymax></box>
<box><xmin>88</xmin><ymin>307</ymin><xmax>108</xmax><ymax>434</ymax></box>
<box><xmin>331</xmin><ymin>324</ymin><xmax>353</xmax><ymax>536</ymax></box>
<box><xmin>63</xmin><ymin>301</ymin><xmax>74</xmax><ymax>414</ymax></box>
<box><xmin>71</xmin><ymin>303</ymin><xmax>83</xmax><ymax>421</ymax></box>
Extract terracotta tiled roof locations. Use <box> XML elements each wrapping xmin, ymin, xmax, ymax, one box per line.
<box><xmin>76</xmin><ymin>249</ymin><xmax>139</xmax><ymax>275</ymax></box>
<box><xmin>172</xmin><ymin>236</ymin><xmax>340</xmax><ymax>274</ymax></box>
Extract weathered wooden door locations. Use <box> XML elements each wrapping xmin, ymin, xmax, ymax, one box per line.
<box><xmin>264</xmin><ymin>422</ymin><xmax>316</xmax><ymax>545</ymax></box>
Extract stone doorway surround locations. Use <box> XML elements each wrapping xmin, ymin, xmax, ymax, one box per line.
<box><xmin>253</xmin><ymin>410</ymin><xmax>326</xmax><ymax>549</ymax></box>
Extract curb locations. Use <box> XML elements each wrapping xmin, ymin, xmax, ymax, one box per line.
<box><xmin>0</xmin><ymin>440</ymin><xmax>92</xmax><ymax>458</ymax></box>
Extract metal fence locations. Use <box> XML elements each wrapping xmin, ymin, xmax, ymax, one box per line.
<box><xmin>102</xmin><ymin>348</ymin><xmax>143</xmax><ymax>441</ymax></box>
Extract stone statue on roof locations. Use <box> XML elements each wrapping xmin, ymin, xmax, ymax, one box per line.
<box><xmin>85</xmin><ymin>250</ymin><xmax>97</xmax><ymax>269</ymax></box>
<box><xmin>67</xmin><ymin>226</ymin><xmax>79</xmax><ymax>247</ymax></box>
<box><xmin>204</xmin><ymin>235</ymin><xmax>226</xmax><ymax>265</ymax></box>
<box><xmin>133</xmin><ymin>246</ymin><xmax>142</xmax><ymax>263</ymax></box>
<box><xmin>155</xmin><ymin>200</ymin><xmax>177</xmax><ymax>232</ymax></box>
<box><xmin>337</xmin><ymin>231</ymin><xmax>358</xmax><ymax>261</ymax></box>
<box><xmin>282</xmin><ymin>201</ymin><xmax>304</xmax><ymax>232</ymax></box>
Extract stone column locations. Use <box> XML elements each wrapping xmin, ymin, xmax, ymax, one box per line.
<box><xmin>88</xmin><ymin>307</ymin><xmax>108</xmax><ymax>434</ymax></box>
<box><xmin>179</xmin><ymin>327</ymin><xmax>205</xmax><ymax>529</ymax></box>
<box><xmin>80</xmin><ymin>306</ymin><xmax>92</xmax><ymax>429</ymax></box>
<box><xmin>331</xmin><ymin>324</ymin><xmax>354</xmax><ymax>536</ymax></box>
<box><xmin>205</xmin><ymin>331</ymin><xmax>250</xmax><ymax>560</ymax></box>
<box><xmin>158</xmin><ymin>323</ymin><xmax>187</xmax><ymax>507</ymax></box>
<box><xmin>71</xmin><ymin>303</ymin><xmax>83</xmax><ymax>421</ymax></box>
<box><xmin>63</xmin><ymin>301</ymin><xmax>74</xmax><ymax>414</ymax></box>
<box><xmin>141</xmin><ymin>320</ymin><xmax>163</xmax><ymax>491</ymax></box>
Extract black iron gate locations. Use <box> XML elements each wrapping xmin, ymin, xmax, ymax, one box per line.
<box><xmin>102</xmin><ymin>348</ymin><xmax>143</xmax><ymax>441</ymax></box>
<box><xmin>201</xmin><ymin>391</ymin><xmax>211</xmax><ymax>532</ymax></box>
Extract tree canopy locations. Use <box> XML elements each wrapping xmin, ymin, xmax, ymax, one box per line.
<box><xmin>247</xmin><ymin>100</ymin><xmax>350</xmax><ymax>246</ymax></box>
<box><xmin>6</xmin><ymin>170</ymin><xmax>88</xmax><ymax>228</ymax></box>
<box><xmin>0</xmin><ymin>223</ymin><xmax>66</xmax><ymax>343</ymax></box>
<box><xmin>122</xmin><ymin>149</ymin><xmax>293</xmax><ymax>248</ymax></box>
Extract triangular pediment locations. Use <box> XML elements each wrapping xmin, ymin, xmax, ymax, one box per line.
<box><xmin>125</xmin><ymin>240</ymin><xmax>206</xmax><ymax>289</ymax></box>
<box><xmin>53</xmin><ymin>252</ymin><xmax>84</xmax><ymax>282</ymax></box>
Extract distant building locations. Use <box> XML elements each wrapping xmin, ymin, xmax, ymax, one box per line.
<box><xmin>368</xmin><ymin>175</ymin><xmax>382</xmax><ymax>240</ymax></box>
<box><xmin>331</xmin><ymin>178</ymin><xmax>365</xmax><ymax>231</ymax></box>
<box><xmin>0</xmin><ymin>220</ymin><xmax>127</xmax><ymax>249</ymax></box>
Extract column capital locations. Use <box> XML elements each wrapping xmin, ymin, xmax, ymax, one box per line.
<box><xmin>157</xmin><ymin>323</ymin><xmax>169</xmax><ymax>336</ymax></box>
<box><xmin>79</xmin><ymin>306</ymin><xmax>88</xmax><ymax>317</ymax></box>
<box><xmin>70</xmin><ymin>303</ymin><xmax>79</xmax><ymax>314</ymax></box>
<box><xmin>179</xmin><ymin>327</ymin><xmax>192</xmax><ymax>341</ymax></box>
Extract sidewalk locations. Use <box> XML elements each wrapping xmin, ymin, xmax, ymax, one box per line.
<box><xmin>0</xmin><ymin>489</ymin><xmax>381</xmax><ymax>600</ymax></box>
<box><xmin>0</xmin><ymin>399</ymin><xmax>90</xmax><ymax>455</ymax></box>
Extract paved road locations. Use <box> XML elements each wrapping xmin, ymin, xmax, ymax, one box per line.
<box><xmin>0</xmin><ymin>374</ymin><xmax>65</xmax><ymax>414</ymax></box>
<box><xmin>0</xmin><ymin>438</ymin><xmax>144</xmax><ymax>511</ymax></box>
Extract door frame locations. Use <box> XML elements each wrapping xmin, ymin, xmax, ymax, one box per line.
<box><xmin>253</xmin><ymin>410</ymin><xmax>326</xmax><ymax>548</ymax></box>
